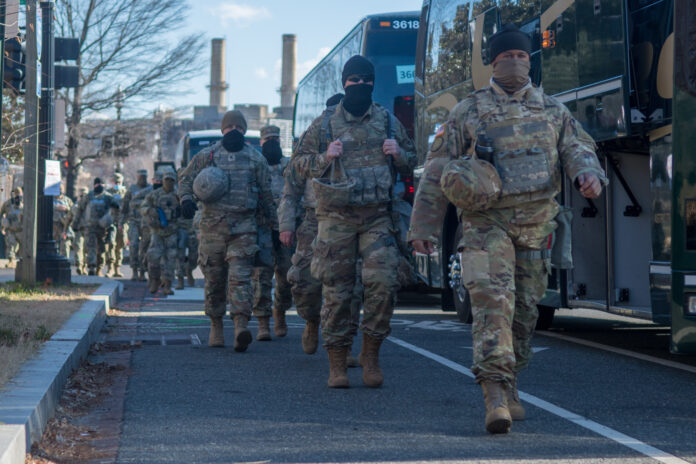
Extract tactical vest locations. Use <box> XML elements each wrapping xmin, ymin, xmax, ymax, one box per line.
<box><xmin>4</xmin><ymin>203</ymin><xmax>22</xmax><ymax>231</ymax></box>
<box><xmin>269</xmin><ymin>158</ymin><xmax>287</xmax><ymax>207</ymax></box>
<box><xmin>472</xmin><ymin>88</ymin><xmax>561</xmax><ymax>208</ymax></box>
<box><xmin>53</xmin><ymin>196</ymin><xmax>71</xmax><ymax>223</ymax></box>
<box><xmin>321</xmin><ymin>105</ymin><xmax>395</xmax><ymax>207</ymax></box>
<box><xmin>128</xmin><ymin>184</ymin><xmax>152</xmax><ymax>222</ymax></box>
<box><xmin>152</xmin><ymin>189</ymin><xmax>179</xmax><ymax>235</ymax></box>
<box><xmin>206</xmin><ymin>144</ymin><xmax>258</xmax><ymax>215</ymax></box>
<box><xmin>84</xmin><ymin>193</ymin><xmax>108</xmax><ymax>227</ymax></box>
<box><xmin>109</xmin><ymin>185</ymin><xmax>127</xmax><ymax>202</ymax></box>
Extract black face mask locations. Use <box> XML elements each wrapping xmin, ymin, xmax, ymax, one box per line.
<box><xmin>222</xmin><ymin>130</ymin><xmax>245</xmax><ymax>152</ymax></box>
<box><xmin>94</xmin><ymin>185</ymin><xmax>104</xmax><ymax>195</ymax></box>
<box><xmin>262</xmin><ymin>139</ymin><xmax>283</xmax><ymax>166</ymax></box>
<box><xmin>343</xmin><ymin>83</ymin><xmax>373</xmax><ymax>116</ymax></box>
<box><xmin>13</xmin><ymin>196</ymin><xmax>21</xmax><ymax>206</ymax></box>
<box><xmin>153</xmin><ymin>183</ymin><xmax>162</xmax><ymax>190</ymax></box>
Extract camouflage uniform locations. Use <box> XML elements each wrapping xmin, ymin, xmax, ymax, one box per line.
<box><xmin>0</xmin><ymin>191</ymin><xmax>23</xmax><ymax>262</ymax></box>
<box><xmin>252</xmin><ymin>156</ymin><xmax>293</xmax><ymax>318</ymax></box>
<box><xmin>72</xmin><ymin>189</ymin><xmax>120</xmax><ymax>275</ymax></box>
<box><xmin>71</xmin><ymin>187</ymin><xmax>89</xmax><ymax>274</ymax></box>
<box><xmin>408</xmin><ymin>80</ymin><xmax>607</xmax><ymax>385</ymax></box>
<box><xmin>176</xmin><ymin>214</ymin><xmax>199</xmax><ymax>286</ymax></box>
<box><xmin>52</xmin><ymin>193</ymin><xmax>74</xmax><ymax>258</ymax></box>
<box><xmin>178</xmin><ymin>141</ymin><xmax>276</xmax><ymax>321</ymax></box>
<box><xmin>294</xmin><ymin>101</ymin><xmax>416</xmax><ymax>347</ymax></box>
<box><xmin>120</xmin><ymin>171</ymin><xmax>152</xmax><ymax>279</ymax></box>
<box><xmin>106</xmin><ymin>175</ymin><xmax>128</xmax><ymax>275</ymax></box>
<box><xmin>142</xmin><ymin>170</ymin><xmax>180</xmax><ymax>292</ymax></box>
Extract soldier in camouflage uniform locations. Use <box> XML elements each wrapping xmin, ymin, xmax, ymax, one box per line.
<box><xmin>120</xmin><ymin>169</ymin><xmax>152</xmax><ymax>281</ymax></box>
<box><xmin>1</xmin><ymin>187</ymin><xmax>23</xmax><ymax>266</ymax></box>
<box><xmin>72</xmin><ymin>178</ymin><xmax>120</xmax><ymax>276</ymax></box>
<box><xmin>251</xmin><ymin>124</ymin><xmax>293</xmax><ymax>341</ymax></box>
<box><xmin>408</xmin><ymin>24</ymin><xmax>606</xmax><ymax>434</ymax></box>
<box><xmin>178</xmin><ymin>110</ymin><xmax>276</xmax><ymax>352</ymax></box>
<box><xmin>71</xmin><ymin>187</ymin><xmax>89</xmax><ymax>274</ymax></box>
<box><xmin>52</xmin><ymin>184</ymin><xmax>74</xmax><ymax>259</ymax></box>
<box><xmin>176</xmin><ymin>205</ymin><xmax>198</xmax><ymax>289</ymax></box>
<box><xmin>106</xmin><ymin>172</ymin><xmax>128</xmax><ymax>277</ymax></box>
<box><xmin>142</xmin><ymin>168</ymin><xmax>180</xmax><ymax>295</ymax></box>
<box><xmin>294</xmin><ymin>56</ymin><xmax>416</xmax><ymax>388</ymax></box>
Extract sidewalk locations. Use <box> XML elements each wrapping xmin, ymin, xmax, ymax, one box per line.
<box><xmin>0</xmin><ymin>268</ymin><xmax>122</xmax><ymax>464</ymax></box>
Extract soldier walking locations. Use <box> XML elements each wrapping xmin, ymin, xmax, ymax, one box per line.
<box><xmin>409</xmin><ymin>24</ymin><xmax>606</xmax><ymax>434</ymax></box>
<box><xmin>293</xmin><ymin>56</ymin><xmax>416</xmax><ymax>388</ymax></box>
<box><xmin>71</xmin><ymin>187</ymin><xmax>89</xmax><ymax>274</ymax></box>
<box><xmin>120</xmin><ymin>169</ymin><xmax>152</xmax><ymax>281</ymax></box>
<box><xmin>251</xmin><ymin>124</ymin><xmax>293</xmax><ymax>341</ymax></box>
<box><xmin>178</xmin><ymin>110</ymin><xmax>276</xmax><ymax>352</ymax></box>
<box><xmin>176</xmin><ymin>205</ymin><xmax>198</xmax><ymax>289</ymax></box>
<box><xmin>0</xmin><ymin>187</ymin><xmax>23</xmax><ymax>267</ymax></box>
<box><xmin>142</xmin><ymin>168</ymin><xmax>180</xmax><ymax>295</ymax></box>
<box><xmin>52</xmin><ymin>184</ymin><xmax>74</xmax><ymax>259</ymax></box>
<box><xmin>71</xmin><ymin>178</ymin><xmax>120</xmax><ymax>276</ymax></box>
<box><xmin>107</xmin><ymin>172</ymin><xmax>128</xmax><ymax>277</ymax></box>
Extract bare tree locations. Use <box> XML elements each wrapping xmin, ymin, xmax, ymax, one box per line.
<box><xmin>54</xmin><ymin>0</ymin><xmax>206</xmax><ymax>197</ymax></box>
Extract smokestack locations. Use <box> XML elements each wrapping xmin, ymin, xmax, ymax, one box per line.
<box><xmin>209</xmin><ymin>38</ymin><xmax>228</xmax><ymax>109</ymax></box>
<box><xmin>280</xmin><ymin>34</ymin><xmax>297</xmax><ymax>109</ymax></box>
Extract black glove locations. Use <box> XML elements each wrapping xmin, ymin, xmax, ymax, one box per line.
<box><xmin>181</xmin><ymin>200</ymin><xmax>198</xmax><ymax>219</ymax></box>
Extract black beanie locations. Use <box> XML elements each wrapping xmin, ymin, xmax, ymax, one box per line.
<box><xmin>487</xmin><ymin>24</ymin><xmax>531</xmax><ymax>63</ymax></box>
<box><xmin>94</xmin><ymin>177</ymin><xmax>103</xmax><ymax>185</ymax></box>
<box><xmin>342</xmin><ymin>55</ymin><xmax>375</xmax><ymax>86</ymax></box>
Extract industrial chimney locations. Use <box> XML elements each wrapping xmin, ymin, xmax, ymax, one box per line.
<box><xmin>209</xmin><ymin>38</ymin><xmax>228</xmax><ymax>110</ymax></box>
<box><xmin>277</xmin><ymin>34</ymin><xmax>297</xmax><ymax>119</ymax></box>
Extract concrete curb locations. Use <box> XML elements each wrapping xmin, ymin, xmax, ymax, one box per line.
<box><xmin>0</xmin><ymin>280</ymin><xmax>122</xmax><ymax>464</ymax></box>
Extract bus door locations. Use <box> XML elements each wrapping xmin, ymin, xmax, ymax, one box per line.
<box><xmin>670</xmin><ymin>0</ymin><xmax>696</xmax><ymax>354</ymax></box>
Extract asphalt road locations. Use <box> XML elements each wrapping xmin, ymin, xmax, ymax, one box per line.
<box><xmin>97</xmin><ymin>280</ymin><xmax>696</xmax><ymax>464</ymax></box>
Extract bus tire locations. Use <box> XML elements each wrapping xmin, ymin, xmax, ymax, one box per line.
<box><xmin>536</xmin><ymin>305</ymin><xmax>555</xmax><ymax>330</ymax></box>
<box><xmin>447</xmin><ymin>222</ymin><xmax>473</xmax><ymax>323</ymax></box>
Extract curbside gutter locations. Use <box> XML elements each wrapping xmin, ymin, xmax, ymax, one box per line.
<box><xmin>0</xmin><ymin>280</ymin><xmax>122</xmax><ymax>464</ymax></box>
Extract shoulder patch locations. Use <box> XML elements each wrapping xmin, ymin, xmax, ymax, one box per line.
<box><xmin>430</xmin><ymin>124</ymin><xmax>447</xmax><ymax>152</ymax></box>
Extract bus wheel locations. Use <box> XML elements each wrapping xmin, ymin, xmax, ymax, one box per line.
<box><xmin>448</xmin><ymin>224</ymin><xmax>472</xmax><ymax>324</ymax></box>
<box><xmin>536</xmin><ymin>305</ymin><xmax>556</xmax><ymax>330</ymax></box>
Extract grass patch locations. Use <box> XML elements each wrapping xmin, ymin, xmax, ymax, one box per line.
<box><xmin>0</xmin><ymin>282</ymin><xmax>99</xmax><ymax>390</ymax></box>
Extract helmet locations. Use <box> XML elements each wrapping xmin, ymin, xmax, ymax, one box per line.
<box><xmin>440</xmin><ymin>157</ymin><xmax>502</xmax><ymax>211</ymax></box>
<box><xmin>113</xmin><ymin>173</ymin><xmax>124</xmax><ymax>182</ymax></box>
<box><xmin>11</xmin><ymin>186</ymin><xmax>22</xmax><ymax>196</ymax></box>
<box><xmin>193</xmin><ymin>166</ymin><xmax>228</xmax><ymax>203</ymax></box>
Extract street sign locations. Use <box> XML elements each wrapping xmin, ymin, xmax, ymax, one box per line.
<box><xmin>36</xmin><ymin>61</ymin><xmax>41</xmax><ymax>96</ymax></box>
<box><xmin>36</xmin><ymin>12</ymin><xmax>42</xmax><ymax>61</ymax></box>
<box><xmin>44</xmin><ymin>160</ymin><xmax>61</xmax><ymax>196</ymax></box>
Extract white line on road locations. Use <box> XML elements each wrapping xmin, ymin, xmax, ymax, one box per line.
<box><xmin>387</xmin><ymin>336</ymin><xmax>691</xmax><ymax>464</ymax></box>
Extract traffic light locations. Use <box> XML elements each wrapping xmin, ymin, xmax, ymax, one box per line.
<box><xmin>3</xmin><ymin>36</ymin><xmax>26</xmax><ymax>95</ymax></box>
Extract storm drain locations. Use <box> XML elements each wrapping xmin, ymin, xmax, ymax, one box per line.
<box><xmin>102</xmin><ymin>334</ymin><xmax>201</xmax><ymax>347</ymax></box>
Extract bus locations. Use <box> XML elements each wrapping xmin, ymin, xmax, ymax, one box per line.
<box><xmin>292</xmin><ymin>11</ymin><xmax>420</xmax><ymax>203</ymax></box>
<box><xmin>414</xmin><ymin>0</ymin><xmax>696</xmax><ymax>353</ymax></box>
<box><xmin>174</xmin><ymin>129</ymin><xmax>262</xmax><ymax>168</ymax></box>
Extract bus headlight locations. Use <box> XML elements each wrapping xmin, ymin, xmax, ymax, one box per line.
<box><xmin>687</xmin><ymin>294</ymin><xmax>696</xmax><ymax>315</ymax></box>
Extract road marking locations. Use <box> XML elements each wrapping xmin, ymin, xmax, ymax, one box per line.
<box><xmin>537</xmin><ymin>331</ymin><xmax>696</xmax><ymax>375</ymax></box>
<box><xmin>387</xmin><ymin>336</ymin><xmax>690</xmax><ymax>464</ymax></box>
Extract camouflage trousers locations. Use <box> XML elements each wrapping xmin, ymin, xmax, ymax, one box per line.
<box><xmin>52</xmin><ymin>222</ymin><xmax>71</xmax><ymax>258</ymax></box>
<box><xmin>72</xmin><ymin>232</ymin><xmax>85</xmax><ymax>271</ymax></box>
<box><xmin>147</xmin><ymin>232</ymin><xmax>178</xmax><ymax>281</ymax></box>
<box><xmin>177</xmin><ymin>228</ymin><xmax>199</xmax><ymax>279</ymax></box>
<box><xmin>252</xmin><ymin>226</ymin><xmax>293</xmax><ymax>317</ymax></box>
<box><xmin>3</xmin><ymin>230</ymin><xmax>21</xmax><ymax>260</ymax></box>
<box><xmin>458</xmin><ymin>211</ymin><xmax>553</xmax><ymax>385</ymax></box>
<box><xmin>127</xmin><ymin>222</ymin><xmax>147</xmax><ymax>272</ymax></box>
<box><xmin>107</xmin><ymin>224</ymin><xmax>127</xmax><ymax>269</ymax></box>
<box><xmin>198</xmin><ymin>226</ymin><xmax>258</xmax><ymax>320</ymax></box>
<box><xmin>288</xmin><ymin>209</ymin><xmax>362</xmax><ymax>334</ymax></box>
<box><xmin>84</xmin><ymin>226</ymin><xmax>108</xmax><ymax>271</ymax></box>
<box><xmin>138</xmin><ymin>225</ymin><xmax>152</xmax><ymax>274</ymax></box>
<box><xmin>312</xmin><ymin>210</ymin><xmax>399</xmax><ymax>347</ymax></box>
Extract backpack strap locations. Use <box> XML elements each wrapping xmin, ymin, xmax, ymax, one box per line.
<box><xmin>319</xmin><ymin>105</ymin><xmax>338</xmax><ymax>153</ymax></box>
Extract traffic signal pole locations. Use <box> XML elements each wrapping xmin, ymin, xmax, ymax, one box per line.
<box><xmin>17</xmin><ymin>0</ymin><xmax>39</xmax><ymax>284</ymax></box>
<box><xmin>36</xmin><ymin>0</ymin><xmax>70</xmax><ymax>284</ymax></box>
<box><xmin>1</xmin><ymin>2</ymin><xmax>5</xmax><ymax>149</ymax></box>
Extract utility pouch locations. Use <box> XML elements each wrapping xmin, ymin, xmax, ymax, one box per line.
<box><xmin>551</xmin><ymin>206</ymin><xmax>573</xmax><ymax>269</ymax></box>
<box><xmin>494</xmin><ymin>148</ymin><xmax>552</xmax><ymax>196</ymax></box>
<box><xmin>312</xmin><ymin>158</ymin><xmax>356</xmax><ymax>209</ymax></box>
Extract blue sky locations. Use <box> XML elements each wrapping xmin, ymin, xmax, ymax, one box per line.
<box><xmin>169</xmin><ymin>0</ymin><xmax>423</xmax><ymax>117</ymax></box>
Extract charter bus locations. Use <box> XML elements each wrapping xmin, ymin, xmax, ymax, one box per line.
<box><xmin>292</xmin><ymin>11</ymin><xmax>419</xmax><ymax>202</ymax></box>
<box><xmin>414</xmin><ymin>0</ymin><xmax>696</xmax><ymax>353</ymax></box>
<box><xmin>174</xmin><ymin>129</ymin><xmax>262</xmax><ymax>168</ymax></box>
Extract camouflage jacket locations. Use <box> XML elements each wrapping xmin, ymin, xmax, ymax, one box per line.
<box><xmin>256</xmin><ymin>156</ymin><xmax>289</xmax><ymax>229</ymax></box>
<box><xmin>0</xmin><ymin>199</ymin><xmax>23</xmax><ymax>232</ymax></box>
<box><xmin>178</xmin><ymin>141</ymin><xmax>276</xmax><ymax>235</ymax></box>
<box><xmin>408</xmin><ymin>81</ymin><xmax>607</xmax><ymax>243</ymax></box>
<box><xmin>277</xmin><ymin>157</ymin><xmax>311</xmax><ymax>233</ymax></box>
<box><xmin>293</xmin><ymin>102</ymin><xmax>416</xmax><ymax>214</ymax></box>
<box><xmin>52</xmin><ymin>194</ymin><xmax>74</xmax><ymax>227</ymax></box>
<box><xmin>142</xmin><ymin>187</ymin><xmax>180</xmax><ymax>236</ymax></box>
<box><xmin>119</xmin><ymin>183</ymin><xmax>152</xmax><ymax>226</ymax></box>
<box><xmin>72</xmin><ymin>191</ymin><xmax>119</xmax><ymax>230</ymax></box>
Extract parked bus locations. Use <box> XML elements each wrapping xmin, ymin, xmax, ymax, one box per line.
<box><xmin>414</xmin><ymin>0</ymin><xmax>696</xmax><ymax>353</ymax></box>
<box><xmin>174</xmin><ymin>129</ymin><xmax>262</xmax><ymax>168</ymax></box>
<box><xmin>293</xmin><ymin>11</ymin><xmax>420</xmax><ymax>203</ymax></box>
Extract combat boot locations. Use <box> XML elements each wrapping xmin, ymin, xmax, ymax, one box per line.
<box><xmin>273</xmin><ymin>308</ymin><xmax>287</xmax><ymax>337</ymax></box>
<box><xmin>506</xmin><ymin>376</ymin><xmax>525</xmax><ymax>421</ymax></box>
<box><xmin>175</xmin><ymin>276</ymin><xmax>185</xmax><ymax>290</ymax></box>
<box><xmin>187</xmin><ymin>270</ymin><xmax>195</xmax><ymax>287</ymax></box>
<box><xmin>481</xmin><ymin>381</ymin><xmax>512</xmax><ymax>434</ymax></box>
<box><xmin>162</xmin><ymin>280</ymin><xmax>174</xmax><ymax>295</ymax></box>
<box><xmin>327</xmin><ymin>346</ymin><xmax>350</xmax><ymax>388</ymax></box>
<box><xmin>358</xmin><ymin>334</ymin><xmax>384</xmax><ymax>388</ymax></box>
<box><xmin>346</xmin><ymin>350</ymin><xmax>360</xmax><ymax>368</ymax></box>
<box><xmin>256</xmin><ymin>316</ymin><xmax>272</xmax><ymax>341</ymax></box>
<box><xmin>148</xmin><ymin>268</ymin><xmax>161</xmax><ymax>294</ymax></box>
<box><xmin>233</xmin><ymin>315</ymin><xmax>252</xmax><ymax>352</ymax></box>
<box><xmin>302</xmin><ymin>320</ymin><xmax>319</xmax><ymax>354</ymax></box>
<box><xmin>76</xmin><ymin>267</ymin><xmax>83</xmax><ymax>275</ymax></box>
<box><xmin>112</xmin><ymin>264</ymin><xmax>123</xmax><ymax>278</ymax></box>
<box><xmin>208</xmin><ymin>316</ymin><xmax>224</xmax><ymax>347</ymax></box>
<box><xmin>138</xmin><ymin>269</ymin><xmax>147</xmax><ymax>282</ymax></box>
<box><xmin>88</xmin><ymin>267</ymin><xmax>96</xmax><ymax>276</ymax></box>
<box><xmin>130</xmin><ymin>268</ymin><xmax>138</xmax><ymax>281</ymax></box>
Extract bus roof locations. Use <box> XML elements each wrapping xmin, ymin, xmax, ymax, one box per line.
<box><xmin>297</xmin><ymin>11</ymin><xmax>419</xmax><ymax>88</ymax></box>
